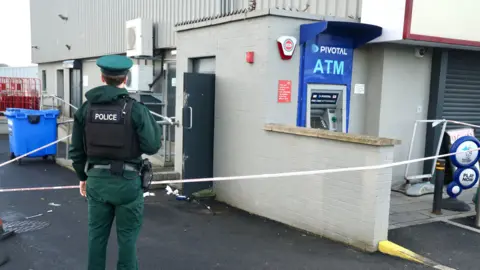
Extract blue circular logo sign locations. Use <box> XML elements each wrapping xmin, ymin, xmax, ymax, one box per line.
<box><xmin>449</xmin><ymin>136</ymin><xmax>480</xmax><ymax>168</ymax></box>
<box><xmin>454</xmin><ymin>166</ymin><xmax>479</xmax><ymax>189</ymax></box>
<box><xmin>447</xmin><ymin>182</ymin><xmax>463</xmax><ymax>198</ymax></box>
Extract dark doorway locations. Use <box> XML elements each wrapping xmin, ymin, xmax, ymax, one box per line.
<box><xmin>182</xmin><ymin>72</ymin><xmax>215</xmax><ymax>196</ymax></box>
<box><xmin>56</xmin><ymin>70</ymin><xmax>64</xmax><ymax>99</ymax></box>
<box><xmin>69</xmin><ymin>69</ymin><xmax>82</xmax><ymax>117</ymax></box>
<box><xmin>56</xmin><ymin>70</ymin><xmax>65</xmax><ymax>115</ymax></box>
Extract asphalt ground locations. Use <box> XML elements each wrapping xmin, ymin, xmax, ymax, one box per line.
<box><xmin>389</xmin><ymin>219</ymin><xmax>480</xmax><ymax>270</ymax></box>
<box><xmin>450</xmin><ymin>214</ymin><xmax>476</xmax><ymax>227</ymax></box>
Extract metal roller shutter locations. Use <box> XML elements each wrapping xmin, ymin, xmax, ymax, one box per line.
<box><xmin>443</xmin><ymin>50</ymin><xmax>480</xmax><ymax>136</ymax></box>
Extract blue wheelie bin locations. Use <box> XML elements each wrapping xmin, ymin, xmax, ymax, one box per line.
<box><xmin>4</xmin><ymin>108</ymin><xmax>60</xmax><ymax>164</ymax></box>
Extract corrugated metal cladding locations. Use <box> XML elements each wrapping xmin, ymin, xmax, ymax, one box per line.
<box><xmin>30</xmin><ymin>0</ymin><xmax>361</xmax><ymax>64</ymax></box>
<box><xmin>30</xmin><ymin>0</ymin><xmax>250</xmax><ymax>63</ymax></box>
<box><xmin>0</xmin><ymin>67</ymin><xmax>39</xmax><ymax>78</ymax></box>
<box><xmin>255</xmin><ymin>0</ymin><xmax>361</xmax><ymax>19</ymax></box>
<box><xmin>443</xmin><ymin>50</ymin><xmax>480</xmax><ymax>135</ymax></box>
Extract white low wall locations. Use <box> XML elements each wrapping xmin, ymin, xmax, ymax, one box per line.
<box><xmin>215</xmin><ymin>124</ymin><xmax>399</xmax><ymax>252</ymax></box>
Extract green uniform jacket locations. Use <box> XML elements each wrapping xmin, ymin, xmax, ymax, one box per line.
<box><xmin>69</xmin><ymin>85</ymin><xmax>162</xmax><ymax>181</ymax></box>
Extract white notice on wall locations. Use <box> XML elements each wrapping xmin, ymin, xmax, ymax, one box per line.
<box><xmin>354</xmin><ymin>84</ymin><xmax>365</xmax><ymax>94</ymax></box>
<box><xmin>172</xmin><ymin>78</ymin><xmax>176</xmax><ymax>87</ymax></box>
<box><xmin>83</xmin><ymin>76</ymin><xmax>89</xmax><ymax>87</ymax></box>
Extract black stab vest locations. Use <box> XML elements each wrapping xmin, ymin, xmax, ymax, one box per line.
<box><xmin>84</xmin><ymin>97</ymin><xmax>141</xmax><ymax>160</ymax></box>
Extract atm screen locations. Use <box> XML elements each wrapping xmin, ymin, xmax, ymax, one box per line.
<box><xmin>310</xmin><ymin>92</ymin><xmax>339</xmax><ymax>105</ymax></box>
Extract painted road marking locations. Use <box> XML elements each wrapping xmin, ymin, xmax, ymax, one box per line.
<box><xmin>444</xmin><ymin>219</ymin><xmax>480</xmax><ymax>234</ymax></box>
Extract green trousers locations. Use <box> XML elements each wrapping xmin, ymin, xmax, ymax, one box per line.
<box><xmin>86</xmin><ymin>168</ymin><xmax>144</xmax><ymax>270</ymax></box>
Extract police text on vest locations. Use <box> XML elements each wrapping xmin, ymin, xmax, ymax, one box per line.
<box><xmin>95</xmin><ymin>113</ymin><xmax>118</xmax><ymax>121</ymax></box>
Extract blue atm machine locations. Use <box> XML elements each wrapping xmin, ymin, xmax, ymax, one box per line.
<box><xmin>306</xmin><ymin>84</ymin><xmax>346</xmax><ymax>132</ymax></box>
<box><xmin>297</xmin><ymin>21</ymin><xmax>382</xmax><ymax>133</ymax></box>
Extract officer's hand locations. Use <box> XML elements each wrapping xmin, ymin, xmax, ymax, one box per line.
<box><xmin>79</xmin><ymin>181</ymin><xmax>86</xmax><ymax>197</ymax></box>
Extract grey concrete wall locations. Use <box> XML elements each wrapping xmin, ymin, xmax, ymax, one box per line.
<box><xmin>263</xmin><ymin>17</ymin><xmax>304</xmax><ymax>125</ymax></box>
<box><xmin>380</xmin><ymin>45</ymin><xmax>432</xmax><ymax>186</ymax></box>
<box><xmin>176</xmin><ymin>15</ymin><xmax>394</xmax><ymax>251</ymax></box>
<box><xmin>350</xmin><ymin>47</ymin><xmax>370</xmax><ymax>135</ymax></box>
<box><xmin>174</xmin><ymin>15</ymin><xmax>306</xmax><ymax>175</ymax></box>
<box><xmin>364</xmin><ymin>45</ymin><xmax>384</xmax><ymax>137</ymax></box>
<box><xmin>364</xmin><ymin>44</ymin><xmax>432</xmax><ymax>186</ymax></box>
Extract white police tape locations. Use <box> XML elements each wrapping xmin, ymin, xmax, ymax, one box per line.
<box><xmin>0</xmin><ymin>134</ymin><xmax>75</xmax><ymax>193</ymax></box>
<box><xmin>0</xmin><ymin>135</ymin><xmax>72</xmax><ymax>169</ymax></box>
<box><xmin>0</xmin><ymin>137</ymin><xmax>478</xmax><ymax>193</ymax></box>
<box><xmin>0</xmin><ymin>119</ymin><xmax>478</xmax><ymax>193</ymax></box>
<box><xmin>150</xmin><ymin>145</ymin><xmax>476</xmax><ymax>186</ymax></box>
<box><xmin>0</xmin><ymin>185</ymin><xmax>79</xmax><ymax>193</ymax></box>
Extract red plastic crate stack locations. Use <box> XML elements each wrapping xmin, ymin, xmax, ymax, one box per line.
<box><xmin>0</xmin><ymin>77</ymin><xmax>41</xmax><ymax>112</ymax></box>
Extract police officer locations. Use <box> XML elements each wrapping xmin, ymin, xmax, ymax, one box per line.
<box><xmin>69</xmin><ymin>55</ymin><xmax>162</xmax><ymax>270</ymax></box>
